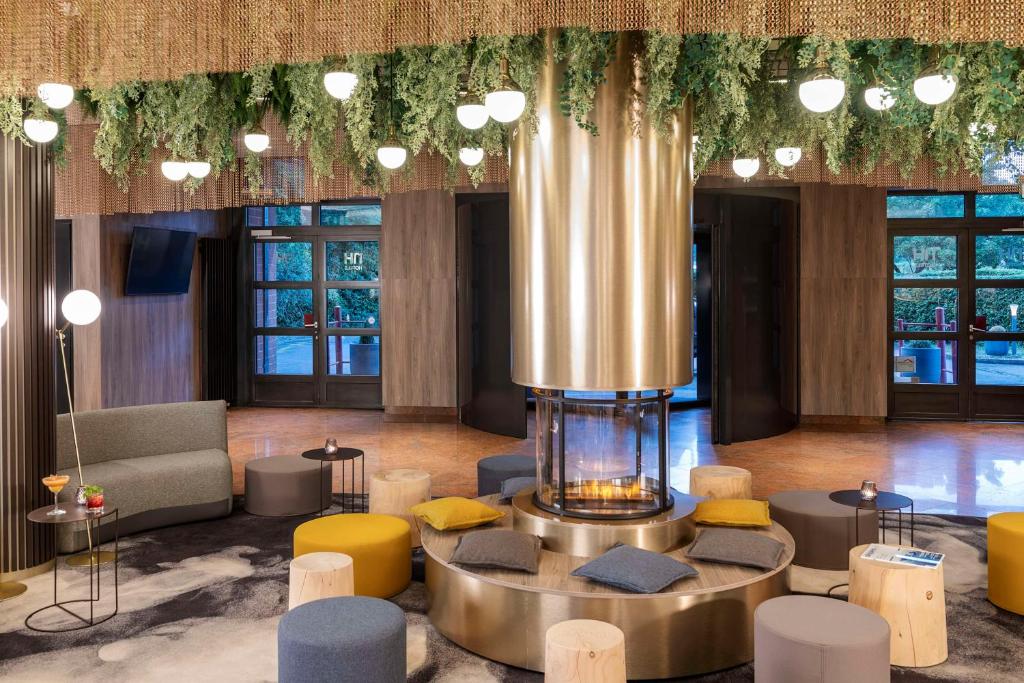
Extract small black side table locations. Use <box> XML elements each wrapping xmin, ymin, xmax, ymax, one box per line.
<box><xmin>25</xmin><ymin>503</ymin><xmax>119</xmax><ymax>632</ymax></box>
<box><xmin>301</xmin><ymin>447</ymin><xmax>366</xmax><ymax>515</ymax></box>
<box><xmin>829</xmin><ymin>490</ymin><xmax>915</xmax><ymax>547</ymax></box>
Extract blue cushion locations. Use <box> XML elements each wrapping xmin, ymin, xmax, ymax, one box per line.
<box><xmin>571</xmin><ymin>544</ymin><xmax>699</xmax><ymax>593</ymax></box>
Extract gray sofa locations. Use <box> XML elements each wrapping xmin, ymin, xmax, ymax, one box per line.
<box><xmin>56</xmin><ymin>400</ymin><xmax>233</xmax><ymax>553</ymax></box>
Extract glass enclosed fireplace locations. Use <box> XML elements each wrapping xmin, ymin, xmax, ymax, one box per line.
<box><xmin>534</xmin><ymin>389</ymin><xmax>672</xmax><ymax>519</ymax></box>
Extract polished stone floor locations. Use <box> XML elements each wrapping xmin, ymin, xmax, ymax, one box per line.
<box><xmin>227</xmin><ymin>407</ymin><xmax>1024</xmax><ymax>517</ymax></box>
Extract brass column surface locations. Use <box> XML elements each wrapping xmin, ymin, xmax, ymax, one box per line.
<box><xmin>509</xmin><ymin>30</ymin><xmax>693</xmax><ymax>391</ymax></box>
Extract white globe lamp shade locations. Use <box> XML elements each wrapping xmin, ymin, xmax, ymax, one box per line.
<box><xmin>61</xmin><ymin>290</ymin><xmax>101</xmax><ymax>326</ymax></box>
<box><xmin>323</xmin><ymin>71</ymin><xmax>359</xmax><ymax>101</ymax></box>
<box><xmin>37</xmin><ymin>82</ymin><xmax>75</xmax><ymax>110</ymax></box>
<box><xmin>23</xmin><ymin>117</ymin><xmax>59</xmax><ymax>143</ymax></box>
<box><xmin>376</xmin><ymin>144</ymin><xmax>407</xmax><ymax>170</ymax></box>
<box><xmin>798</xmin><ymin>73</ymin><xmax>845</xmax><ymax>113</ymax></box>
<box><xmin>459</xmin><ymin>147</ymin><xmax>484</xmax><ymax>167</ymax></box>
<box><xmin>485</xmin><ymin>88</ymin><xmax>526</xmax><ymax>123</ymax></box>
<box><xmin>0</xmin><ymin>296</ymin><xmax>7</xmax><ymax>329</ymax></box>
<box><xmin>161</xmin><ymin>159</ymin><xmax>189</xmax><ymax>181</ymax></box>
<box><xmin>863</xmin><ymin>85</ymin><xmax>896</xmax><ymax>111</ymax></box>
<box><xmin>732</xmin><ymin>158</ymin><xmax>760</xmax><ymax>179</ymax></box>
<box><xmin>243</xmin><ymin>129</ymin><xmax>271</xmax><ymax>153</ymax></box>
<box><xmin>774</xmin><ymin>147</ymin><xmax>802</xmax><ymax>167</ymax></box>
<box><xmin>456</xmin><ymin>101</ymin><xmax>489</xmax><ymax>130</ymax></box>
<box><xmin>692</xmin><ymin>135</ymin><xmax>700</xmax><ymax>146</ymax></box>
<box><xmin>913</xmin><ymin>72</ymin><xmax>957</xmax><ymax>106</ymax></box>
<box><xmin>186</xmin><ymin>161</ymin><xmax>211</xmax><ymax>179</ymax></box>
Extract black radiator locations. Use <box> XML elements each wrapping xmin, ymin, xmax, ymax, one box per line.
<box><xmin>199</xmin><ymin>238</ymin><xmax>238</xmax><ymax>403</ymax></box>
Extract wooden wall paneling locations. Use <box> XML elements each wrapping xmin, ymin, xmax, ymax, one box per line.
<box><xmin>799</xmin><ymin>184</ymin><xmax>888</xmax><ymax>418</ymax></box>
<box><xmin>70</xmin><ymin>214</ymin><xmax>104</xmax><ymax>411</ymax></box>
<box><xmin>380</xmin><ymin>190</ymin><xmax>457</xmax><ymax>412</ymax></box>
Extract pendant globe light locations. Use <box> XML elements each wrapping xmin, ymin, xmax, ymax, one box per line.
<box><xmin>798</xmin><ymin>46</ymin><xmax>845</xmax><ymax>113</ymax></box>
<box><xmin>23</xmin><ymin>107</ymin><xmax>59</xmax><ymax>143</ymax></box>
<box><xmin>913</xmin><ymin>49</ymin><xmax>957</xmax><ymax>106</ymax></box>
<box><xmin>244</xmin><ymin>125</ymin><xmax>271</xmax><ymax>153</ymax></box>
<box><xmin>161</xmin><ymin>157</ymin><xmax>189</xmax><ymax>181</ymax></box>
<box><xmin>187</xmin><ymin>161</ymin><xmax>212</xmax><ymax>179</ymax></box>
<box><xmin>37</xmin><ymin>82</ymin><xmax>75</xmax><ymax>110</ymax></box>
<box><xmin>774</xmin><ymin>147</ymin><xmax>802</xmax><ymax>167</ymax></box>
<box><xmin>459</xmin><ymin>147</ymin><xmax>484</xmax><ymax>166</ymax></box>
<box><xmin>456</xmin><ymin>91</ymin><xmax>489</xmax><ymax>130</ymax></box>
<box><xmin>733</xmin><ymin>158</ymin><xmax>760</xmax><ymax>178</ymax></box>
<box><xmin>324</xmin><ymin>70</ymin><xmax>358</xmax><ymax>101</ymax></box>
<box><xmin>376</xmin><ymin>56</ymin><xmax>407</xmax><ymax>170</ymax></box>
<box><xmin>485</xmin><ymin>58</ymin><xmax>526</xmax><ymax>123</ymax></box>
<box><xmin>863</xmin><ymin>84</ymin><xmax>896</xmax><ymax>111</ymax></box>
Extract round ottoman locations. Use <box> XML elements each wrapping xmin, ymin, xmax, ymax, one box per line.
<box><xmin>288</xmin><ymin>552</ymin><xmax>354</xmax><ymax>610</ymax></box>
<box><xmin>293</xmin><ymin>513</ymin><xmax>411</xmax><ymax>598</ymax></box>
<box><xmin>989</xmin><ymin>512</ymin><xmax>1024</xmax><ymax>615</ymax></box>
<box><xmin>477</xmin><ymin>454</ymin><xmax>534</xmax><ymax>496</ymax></box>
<box><xmin>245</xmin><ymin>454</ymin><xmax>330</xmax><ymax>516</ymax></box>
<box><xmin>768</xmin><ymin>490</ymin><xmax>878</xmax><ymax>570</ymax></box>
<box><xmin>689</xmin><ymin>465</ymin><xmax>753</xmax><ymax>499</ymax></box>
<box><xmin>369</xmin><ymin>468</ymin><xmax>431</xmax><ymax>548</ymax></box>
<box><xmin>755</xmin><ymin>595</ymin><xmax>890</xmax><ymax>683</ymax></box>
<box><xmin>278</xmin><ymin>596</ymin><xmax>406</xmax><ymax>683</ymax></box>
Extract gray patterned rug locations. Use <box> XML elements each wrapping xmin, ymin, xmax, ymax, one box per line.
<box><xmin>0</xmin><ymin>499</ymin><xmax>1020</xmax><ymax>682</ymax></box>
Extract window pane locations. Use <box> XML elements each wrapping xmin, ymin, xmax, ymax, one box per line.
<box><xmin>255</xmin><ymin>335</ymin><xmax>312</xmax><ymax>375</ymax></box>
<box><xmin>327</xmin><ymin>288</ymin><xmax>380</xmax><ymax>328</ymax></box>
<box><xmin>975</xmin><ymin>288</ymin><xmax>1024</xmax><ymax>330</ymax></box>
<box><xmin>246</xmin><ymin>205</ymin><xmax>312</xmax><ymax>227</ymax></box>
<box><xmin>893</xmin><ymin>236</ymin><xmax>957</xmax><ymax>279</ymax></box>
<box><xmin>976</xmin><ymin>193</ymin><xmax>1024</xmax><ymax>218</ymax></box>
<box><xmin>886</xmin><ymin>194</ymin><xmax>965</xmax><ymax>219</ymax></box>
<box><xmin>326</xmin><ymin>241</ymin><xmax>380</xmax><ymax>281</ymax></box>
<box><xmin>893</xmin><ymin>288</ymin><xmax>958</xmax><ymax>331</ymax></box>
<box><xmin>976</xmin><ymin>342</ymin><xmax>1024</xmax><ymax>385</ymax></box>
<box><xmin>893</xmin><ymin>340</ymin><xmax>957</xmax><ymax>385</ymax></box>
<box><xmin>254</xmin><ymin>289</ymin><xmax>313</xmax><ymax>328</ymax></box>
<box><xmin>975</xmin><ymin>235</ymin><xmax>1024</xmax><ymax>279</ymax></box>
<box><xmin>327</xmin><ymin>335</ymin><xmax>380</xmax><ymax>376</ymax></box>
<box><xmin>321</xmin><ymin>204</ymin><xmax>382</xmax><ymax>226</ymax></box>
<box><xmin>253</xmin><ymin>242</ymin><xmax>312</xmax><ymax>281</ymax></box>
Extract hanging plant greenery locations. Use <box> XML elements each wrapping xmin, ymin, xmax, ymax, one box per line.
<box><xmin>554</xmin><ymin>28</ymin><xmax>618</xmax><ymax>135</ymax></box>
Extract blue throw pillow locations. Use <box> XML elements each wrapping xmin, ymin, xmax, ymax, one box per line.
<box><xmin>498</xmin><ymin>476</ymin><xmax>535</xmax><ymax>503</ymax></box>
<box><xmin>571</xmin><ymin>544</ymin><xmax>699</xmax><ymax>593</ymax></box>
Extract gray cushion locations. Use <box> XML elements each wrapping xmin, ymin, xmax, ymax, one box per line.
<box><xmin>477</xmin><ymin>454</ymin><xmax>534</xmax><ymax>496</ymax></box>
<box><xmin>686</xmin><ymin>528</ymin><xmax>785</xmax><ymax>570</ymax></box>
<box><xmin>450</xmin><ymin>529</ymin><xmax>541</xmax><ymax>573</ymax></box>
<box><xmin>498</xmin><ymin>476</ymin><xmax>535</xmax><ymax>503</ymax></box>
<box><xmin>571</xmin><ymin>543</ymin><xmax>699</xmax><ymax>593</ymax></box>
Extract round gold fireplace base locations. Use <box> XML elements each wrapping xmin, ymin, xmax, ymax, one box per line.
<box><xmin>423</xmin><ymin>495</ymin><xmax>795</xmax><ymax>680</ymax></box>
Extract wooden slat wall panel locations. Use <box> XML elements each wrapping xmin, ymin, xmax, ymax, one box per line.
<box><xmin>380</xmin><ymin>190</ymin><xmax>457</xmax><ymax>409</ymax></box>
<box><xmin>799</xmin><ymin>184</ymin><xmax>888</xmax><ymax>418</ymax></box>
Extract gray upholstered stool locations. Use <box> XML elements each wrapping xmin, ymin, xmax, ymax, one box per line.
<box><xmin>477</xmin><ymin>454</ymin><xmax>535</xmax><ymax>496</ymax></box>
<box><xmin>755</xmin><ymin>595</ymin><xmax>890</xmax><ymax>683</ymax></box>
<box><xmin>245</xmin><ymin>454</ymin><xmax>331</xmax><ymax>516</ymax></box>
<box><xmin>768</xmin><ymin>490</ymin><xmax>878</xmax><ymax>570</ymax></box>
<box><xmin>278</xmin><ymin>596</ymin><xmax>406</xmax><ymax>683</ymax></box>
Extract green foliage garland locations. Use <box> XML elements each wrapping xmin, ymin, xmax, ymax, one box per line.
<box><xmin>554</xmin><ymin>28</ymin><xmax>618</xmax><ymax>135</ymax></box>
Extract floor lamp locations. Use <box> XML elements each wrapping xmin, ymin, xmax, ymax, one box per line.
<box><xmin>56</xmin><ymin>290</ymin><xmax>109</xmax><ymax>567</ymax></box>
<box><xmin>0</xmin><ymin>295</ymin><xmax>28</xmax><ymax>601</ymax></box>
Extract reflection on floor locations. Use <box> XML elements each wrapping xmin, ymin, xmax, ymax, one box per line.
<box><xmin>228</xmin><ymin>407</ymin><xmax>1024</xmax><ymax>517</ymax></box>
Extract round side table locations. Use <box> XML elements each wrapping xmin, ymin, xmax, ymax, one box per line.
<box><xmin>302</xmin><ymin>447</ymin><xmax>366</xmax><ymax>515</ymax></box>
<box><xmin>25</xmin><ymin>502</ymin><xmax>119</xmax><ymax>632</ymax></box>
<box><xmin>829</xmin><ymin>490</ymin><xmax>914</xmax><ymax>547</ymax></box>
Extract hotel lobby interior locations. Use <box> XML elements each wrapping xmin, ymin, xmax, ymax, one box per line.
<box><xmin>2</xmin><ymin>2</ymin><xmax>1024</xmax><ymax>682</ymax></box>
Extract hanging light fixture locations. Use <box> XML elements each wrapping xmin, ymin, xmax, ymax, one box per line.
<box><xmin>733</xmin><ymin>158</ymin><xmax>760</xmax><ymax>178</ymax></box>
<box><xmin>459</xmin><ymin>147</ymin><xmax>484</xmax><ymax>166</ymax></box>
<box><xmin>23</xmin><ymin>109</ymin><xmax>59</xmax><ymax>143</ymax></box>
<box><xmin>774</xmin><ymin>147</ymin><xmax>802</xmax><ymax>167</ymax></box>
<box><xmin>485</xmin><ymin>58</ymin><xmax>526</xmax><ymax>123</ymax></box>
<box><xmin>863</xmin><ymin>84</ymin><xmax>896</xmax><ymax>111</ymax></box>
<box><xmin>161</xmin><ymin>158</ymin><xmax>189</xmax><ymax>181</ymax></box>
<box><xmin>456</xmin><ymin>91</ymin><xmax>489</xmax><ymax>130</ymax></box>
<box><xmin>187</xmin><ymin>161</ymin><xmax>212</xmax><ymax>179</ymax></box>
<box><xmin>798</xmin><ymin>46</ymin><xmax>845</xmax><ymax>113</ymax></box>
<box><xmin>37</xmin><ymin>82</ymin><xmax>75</xmax><ymax>110</ymax></box>
<box><xmin>913</xmin><ymin>49</ymin><xmax>957</xmax><ymax>105</ymax></box>
<box><xmin>324</xmin><ymin>70</ymin><xmax>359</xmax><ymax>101</ymax></box>
<box><xmin>376</xmin><ymin>56</ymin><xmax>407</xmax><ymax>170</ymax></box>
<box><xmin>243</xmin><ymin>125</ymin><xmax>271</xmax><ymax>153</ymax></box>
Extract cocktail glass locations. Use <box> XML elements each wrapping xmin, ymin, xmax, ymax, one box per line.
<box><xmin>42</xmin><ymin>474</ymin><xmax>71</xmax><ymax>516</ymax></box>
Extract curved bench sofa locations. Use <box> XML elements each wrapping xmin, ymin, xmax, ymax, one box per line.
<box><xmin>56</xmin><ymin>400</ymin><xmax>233</xmax><ymax>553</ymax></box>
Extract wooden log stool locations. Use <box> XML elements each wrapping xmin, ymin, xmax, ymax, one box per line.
<box><xmin>288</xmin><ymin>551</ymin><xmax>355</xmax><ymax>610</ymax></box>
<box><xmin>544</xmin><ymin>619</ymin><xmax>626</xmax><ymax>683</ymax></box>
<box><xmin>848</xmin><ymin>543</ymin><xmax>948</xmax><ymax>667</ymax></box>
<box><xmin>369</xmin><ymin>468</ymin><xmax>431</xmax><ymax>547</ymax></box>
<box><xmin>688</xmin><ymin>465</ymin><xmax>753</xmax><ymax>500</ymax></box>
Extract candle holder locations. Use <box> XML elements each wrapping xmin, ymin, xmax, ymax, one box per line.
<box><xmin>324</xmin><ymin>438</ymin><xmax>339</xmax><ymax>455</ymax></box>
<box><xmin>859</xmin><ymin>480</ymin><xmax>878</xmax><ymax>501</ymax></box>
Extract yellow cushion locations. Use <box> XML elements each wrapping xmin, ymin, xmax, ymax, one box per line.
<box><xmin>293</xmin><ymin>513</ymin><xmax>411</xmax><ymax>598</ymax></box>
<box><xmin>989</xmin><ymin>512</ymin><xmax>1024</xmax><ymax>615</ymax></box>
<box><xmin>693</xmin><ymin>499</ymin><xmax>771</xmax><ymax>527</ymax></box>
<box><xmin>410</xmin><ymin>497</ymin><xmax>504</xmax><ymax>531</ymax></box>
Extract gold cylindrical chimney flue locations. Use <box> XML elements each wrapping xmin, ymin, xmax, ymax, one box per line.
<box><xmin>510</xmin><ymin>30</ymin><xmax>693</xmax><ymax>391</ymax></box>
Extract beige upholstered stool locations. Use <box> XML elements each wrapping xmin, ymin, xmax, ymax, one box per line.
<box><xmin>688</xmin><ymin>465</ymin><xmax>752</xmax><ymax>500</ymax></box>
<box><xmin>369</xmin><ymin>469</ymin><xmax>431</xmax><ymax>547</ymax></box>
<box><xmin>245</xmin><ymin>454</ymin><xmax>331</xmax><ymax>516</ymax></box>
<box><xmin>544</xmin><ymin>619</ymin><xmax>626</xmax><ymax>683</ymax></box>
<box><xmin>288</xmin><ymin>552</ymin><xmax>355</xmax><ymax>609</ymax></box>
<box><xmin>849</xmin><ymin>543</ymin><xmax>948</xmax><ymax>667</ymax></box>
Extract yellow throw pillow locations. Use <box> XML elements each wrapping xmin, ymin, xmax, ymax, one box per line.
<box><xmin>410</xmin><ymin>497</ymin><xmax>505</xmax><ymax>531</ymax></box>
<box><xmin>693</xmin><ymin>499</ymin><xmax>771</xmax><ymax>527</ymax></box>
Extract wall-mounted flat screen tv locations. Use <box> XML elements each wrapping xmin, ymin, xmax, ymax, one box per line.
<box><xmin>125</xmin><ymin>226</ymin><xmax>197</xmax><ymax>296</ymax></box>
